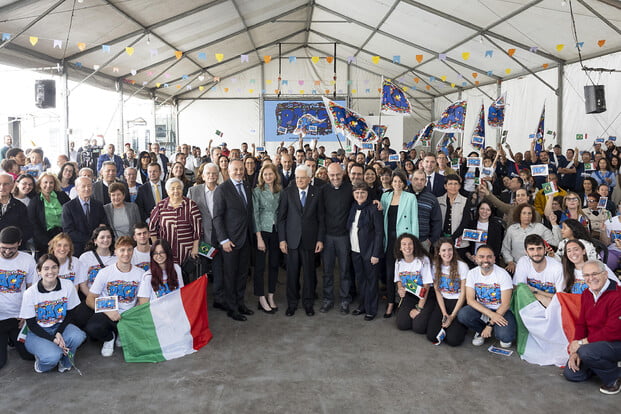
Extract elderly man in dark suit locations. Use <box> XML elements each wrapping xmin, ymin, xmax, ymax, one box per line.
<box><xmin>188</xmin><ymin>162</ymin><xmax>225</xmax><ymax>311</ymax></box>
<box><xmin>213</xmin><ymin>159</ymin><xmax>254</xmax><ymax>322</ymax></box>
<box><xmin>135</xmin><ymin>163</ymin><xmax>167</xmax><ymax>222</ymax></box>
<box><xmin>62</xmin><ymin>176</ymin><xmax>108</xmax><ymax>255</ymax></box>
<box><xmin>278</xmin><ymin>164</ymin><xmax>325</xmax><ymax>317</ymax></box>
<box><xmin>92</xmin><ymin>161</ymin><xmax>129</xmax><ymax>205</ymax></box>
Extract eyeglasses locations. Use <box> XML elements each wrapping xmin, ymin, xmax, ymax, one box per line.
<box><xmin>565</xmin><ymin>197</ymin><xmax>579</xmax><ymax>202</ymax></box>
<box><xmin>587</xmin><ymin>199</ymin><xmax>597</xmax><ymax>203</ymax></box>
<box><xmin>0</xmin><ymin>246</ymin><xmax>18</xmax><ymax>253</ymax></box>
<box><xmin>153</xmin><ymin>251</ymin><xmax>166</xmax><ymax>256</ymax></box>
<box><xmin>583</xmin><ymin>270</ymin><xmax>605</xmax><ymax>279</ymax></box>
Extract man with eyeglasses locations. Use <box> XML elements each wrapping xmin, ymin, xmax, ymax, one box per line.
<box><xmin>564</xmin><ymin>260</ymin><xmax>621</xmax><ymax>395</ymax></box>
<box><xmin>0</xmin><ymin>226</ymin><xmax>37</xmax><ymax>369</ymax></box>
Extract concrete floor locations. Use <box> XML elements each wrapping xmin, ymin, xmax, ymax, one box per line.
<box><xmin>2</xmin><ymin>271</ymin><xmax>618</xmax><ymax>413</ymax></box>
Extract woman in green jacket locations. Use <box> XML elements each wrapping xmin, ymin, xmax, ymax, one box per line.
<box><xmin>380</xmin><ymin>170</ymin><xmax>419</xmax><ymax>318</ymax></box>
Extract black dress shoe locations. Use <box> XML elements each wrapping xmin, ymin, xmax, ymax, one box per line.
<box><xmin>213</xmin><ymin>302</ymin><xmax>227</xmax><ymax>311</ymax></box>
<box><xmin>383</xmin><ymin>311</ymin><xmax>393</xmax><ymax>319</ymax></box>
<box><xmin>285</xmin><ymin>307</ymin><xmax>296</xmax><ymax>316</ymax></box>
<box><xmin>364</xmin><ymin>314</ymin><xmax>375</xmax><ymax>321</ymax></box>
<box><xmin>305</xmin><ymin>307</ymin><xmax>315</xmax><ymax>316</ymax></box>
<box><xmin>257</xmin><ymin>301</ymin><xmax>276</xmax><ymax>314</ymax></box>
<box><xmin>352</xmin><ymin>309</ymin><xmax>364</xmax><ymax>316</ymax></box>
<box><xmin>319</xmin><ymin>303</ymin><xmax>333</xmax><ymax>313</ymax></box>
<box><xmin>340</xmin><ymin>303</ymin><xmax>350</xmax><ymax>315</ymax></box>
<box><xmin>238</xmin><ymin>305</ymin><xmax>254</xmax><ymax>316</ymax></box>
<box><xmin>227</xmin><ymin>311</ymin><xmax>247</xmax><ymax>321</ymax></box>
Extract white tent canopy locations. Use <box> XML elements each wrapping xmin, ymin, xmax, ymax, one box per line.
<box><xmin>0</xmin><ymin>0</ymin><xmax>619</xmax><ymax>152</ymax></box>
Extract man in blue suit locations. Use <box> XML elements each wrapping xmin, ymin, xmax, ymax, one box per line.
<box><xmin>422</xmin><ymin>154</ymin><xmax>446</xmax><ymax>197</ymax></box>
<box><xmin>62</xmin><ymin>176</ymin><xmax>108</xmax><ymax>256</ymax></box>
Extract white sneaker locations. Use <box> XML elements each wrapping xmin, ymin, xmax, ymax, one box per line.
<box><xmin>115</xmin><ymin>335</ymin><xmax>122</xmax><ymax>348</ymax></box>
<box><xmin>472</xmin><ymin>332</ymin><xmax>485</xmax><ymax>346</ymax></box>
<box><xmin>101</xmin><ymin>333</ymin><xmax>115</xmax><ymax>357</ymax></box>
<box><xmin>34</xmin><ymin>356</ymin><xmax>43</xmax><ymax>373</ymax></box>
<box><xmin>58</xmin><ymin>361</ymin><xmax>71</xmax><ymax>373</ymax></box>
<box><xmin>500</xmin><ymin>341</ymin><xmax>512</xmax><ymax>349</ymax></box>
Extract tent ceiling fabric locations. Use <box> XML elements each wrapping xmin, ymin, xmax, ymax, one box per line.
<box><xmin>0</xmin><ymin>0</ymin><xmax>619</xmax><ymax>102</ymax></box>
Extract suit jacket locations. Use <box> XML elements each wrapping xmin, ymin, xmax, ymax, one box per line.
<box><xmin>311</xmin><ymin>177</ymin><xmax>327</xmax><ymax>188</ymax></box>
<box><xmin>92</xmin><ymin>180</ymin><xmax>129</xmax><ymax>205</ymax></box>
<box><xmin>62</xmin><ymin>197</ymin><xmax>108</xmax><ymax>254</ymax></box>
<box><xmin>380</xmin><ymin>191</ymin><xmax>419</xmax><ymax>248</ymax></box>
<box><xmin>427</xmin><ymin>172</ymin><xmax>446</xmax><ymax>197</ymax></box>
<box><xmin>277</xmin><ymin>184</ymin><xmax>325</xmax><ymax>250</ymax></box>
<box><xmin>28</xmin><ymin>190</ymin><xmax>70</xmax><ymax>251</ymax></box>
<box><xmin>103</xmin><ymin>202</ymin><xmax>141</xmax><ymax>238</ymax></box>
<box><xmin>279</xmin><ymin>170</ymin><xmax>295</xmax><ymax>189</ymax></box>
<box><xmin>0</xmin><ymin>196</ymin><xmax>33</xmax><ymax>248</ymax></box>
<box><xmin>347</xmin><ymin>201</ymin><xmax>384</xmax><ymax>261</ymax></box>
<box><xmin>135</xmin><ymin>180</ymin><xmax>167</xmax><ymax>222</ymax></box>
<box><xmin>187</xmin><ymin>183</ymin><xmax>216</xmax><ymax>245</ymax></box>
<box><xmin>212</xmin><ymin>179</ymin><xmax>253</xmax><ymax>247</ymax></box>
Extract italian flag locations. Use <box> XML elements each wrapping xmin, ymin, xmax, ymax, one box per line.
<box><xmin>511</xmin><ymin>283</ymin><xmax>581</xmax><ymax>366</ymax></box>
<box><xmin>117</xmin><ymin>275</ymin><xmax>213</xmax><ymax>363</ymax></box>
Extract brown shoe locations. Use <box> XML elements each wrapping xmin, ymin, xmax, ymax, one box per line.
<box><xmin>600</xmin><ymin>378</ymin><xmax>621</xmax><ymax>395</ymax></box>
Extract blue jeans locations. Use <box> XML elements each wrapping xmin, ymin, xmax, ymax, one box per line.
<box><xmin>25</xmin><ymin>324</ymin><xmax>86</xmax><ymax>372</ymax></box>
<box><xmin>563</xmin><ymin>341</ymin><xmax>621</xmax><ymax>386</ymax></box>
<box><xmin>457</xmin><ymin>305</ymin><xmax>517</xmax><ymax>343</ymax></box>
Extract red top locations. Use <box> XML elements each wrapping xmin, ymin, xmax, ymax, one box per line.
<box><xmin>574</xmin><ymin>281</ymin><xmax>621</xmax><ymax>343</ymax></box>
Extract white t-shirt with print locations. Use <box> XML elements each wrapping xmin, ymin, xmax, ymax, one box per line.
<box><xmin>513</xmin><ymin>256</ymin><xmax>565</xmax><ymax>294</ymax></box>
<box><xmin>19</xmin><ymin>278</ymin><xmax>80</xmax><ymax>327</ymax></box>
<box><xmin>394</xmin><ymin>257</ymin><xmax>433</xmax><ymax>287</ymax></box>
<box><xmin>0</xmin><ymin>252</ymin><xmax>37</xmax><ymax>320</ymax></box>
<box><xmin>79</xmin><ymin>251</ymin><xmax>116</xmax><ymax>288</ymax></box>
<box><xmin>137</xmin><ymin>264</ymin><xmax>184</xmax><ymax>302</ymax></box>
<box><xmin>131</xmin><ymin>248</ymin><xmax>151</xmax><ymax>271</ymax></box>
<box><xmin>433</xmin><ymin>261</ymin><xmax>469</xmax><ymax>300</ymax></box>
<box><xmin>465</xmin><ymin>264</ymin><xmax>513</xmax><ymax>310</ymax></box>
<box><xmin>89</xmin><ymin>264</ymin><xmax>144</xmax><ymax>313</ymax></box>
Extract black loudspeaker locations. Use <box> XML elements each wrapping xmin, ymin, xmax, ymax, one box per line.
<box><xmin>584</xmin><ymin>85</ymin><xmax>606</xmax><ymax>114</ymax></box>
<box><xmin>35</xmin><ymin>79</ymin><xmax>56</xmax><ymax>109</ymax></box>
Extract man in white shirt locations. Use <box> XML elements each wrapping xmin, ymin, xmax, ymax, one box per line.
<box><xmin>513</xmin><ymin>234</ymin><xmax>564</xmax><ymax>307</ymax></box>
<box><xmin>135</xmin><ymin>163</ymin><xmax>167</xmax><ymax>222</ymax></box>
<box><xmin>131</xmin><ymin>223</ymin><xmax>151</xmax><ymax>271</ymax></box>
<box><xmin>457</xmin><ymin>245</ymin><xmax>516</xmax><ymax>348</ymax></box>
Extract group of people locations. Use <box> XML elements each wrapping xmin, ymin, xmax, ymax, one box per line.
<box><xmin>0</xmin><ymin>133</ymin><xmax>620</xmax><ymax>395</ymax></box>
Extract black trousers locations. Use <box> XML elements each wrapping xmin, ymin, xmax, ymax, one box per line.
<box><xmin>85</xmin><ymin>312</ymin><xmax>117</xmax><ymax>342</ymax></box>
<box><xmin>351</xmin><ymin>252</ymin><xmax>379</xmax><ymax>316</ymax></box>
<box><xmin>286</xmin><ymin>247</ymin><xmax>316</xmax><ymax>309</ymax></box>
<box><xmin>426</xmin><ymin>297</ymin><xmax>468</xmax><ymax>346</ymax></box>
<box><xmin>385</xmin><ymin>239</ymin><xmax>396</xmax><ymax>304</ymax></box>
<box><xmin>222</xmin><ymin>241</ymin><xmax>250</xmax><ymax>311</ymax></box>
<box><xmin>0</xmin><ymin>318</ymin><xmax>33</xmax><ymax>369</ymax></box>
<box><xmin>396</xmin><ymin>289</ymin><xmax>436</xmax><ymax>334</ymax></box>
<box><xmin>71</xmin><ymin>301</ymin><xmax>94</xmax><ymax>330</ymax></box>
<box><xmin>254</xmin><ymin>231</ymin><xmax>280</xmax><ymax>296</ymax></box>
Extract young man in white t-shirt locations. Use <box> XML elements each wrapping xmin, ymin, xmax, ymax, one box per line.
<box><xmin>0</xmin><ymin>226</ymin><xmax>37</xmax><ymax>369</ymax></box>
<box><xmin>85</xmin><ymin>236</ymin><xmax>144</xmax><ymax>357</ymax></box>
<box><xmin>131</xmin><ymin>223</ymin><xmax>151</xmax><ymax>271</ymax></box>
<box><xmin>457</xmin><ymin>245</ymin><xmax>516</xmax><ymax>348</ymax></box>
<box><xmin>513</xmin><ymin>234</ymin><xmax>564</xmax><ymax>307</ymax></box>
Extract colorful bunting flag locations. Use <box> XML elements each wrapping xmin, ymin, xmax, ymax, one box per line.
<box><xmin>485</xmin><ymin>50</ymin><xmax>493</xmax><ymax>57</ymax></box>
<box><xmin>372</xmin><ymin>125</ymin><xmax>388</xmax><ymax>140</ymax></box>
<box><xmin>598</xmin><ymin>40</ymin><xmax>606</xmax><ymax>47</ymax></box>
<box><xmin>461</xmin><ymin>52</ymin><xmax>470</xmax><ymax>60</ymax></box>
<box><xmin>264</xmin><ymin>55</ymin><xmax>271</xmax><ymax>63</ymax></box>
<box><xmin>472</xmin><ymin>73</ymin><xmax>478</xmax><ymax>78</ymax></box>
<box><xmin>311</xmin><ymin>56</ymin><xmax>319</xmax><ymax>64</ymax></box>
<box><xmin>125</xmin><ymin>47</ymin><xmax>134</xmax><ymax>56</ymax></box>
<box><xmin>347</xmin><ymin>56</ymin><xmax>356</xmax><ymax>64</ymax></box>
<box><xmin>471</xmin><ymin>104</ymin><xmax>486</xmax><ymax>150</ymax></box>
<box><xmin>438</xmin><ymin>53</ymin><xmax>446</xmax><ymax>61</ymax></box>
<box><xmin>174</xmin><ymin>51</ymin><xmax>183</xmax><ymax>59</ymax></box>
<box><xmin>381</xmin><ymin>79</ymin><xmax>411</xmax><ymax>115</ymax></box>
<box><xmin>530</xmin><ymin>46</ymin><xmax>538</xmax><ymax>53</ymax></box>
<box><xmin>29</xmin><ymin>36</ymin><xmax>38</xmax><ymax>46</ymax></box>
<box><xmin>575</xmin><ymin>42</ymin><xmax>584</xmax><ymax>49</ymax></box>
<box><xmin>371</xmin><ymin>56</ymin><xmax>380</xmax><ymax>64</ymax></box>
<box><xmin>93</xmin><ymin>64</ymin><xmax>100</xmax><ymax>71</ymax></box>
<box><xmin>77</xmin><ymin>42</ymin><xmax>86</xmax><ymax>51</ymax></box>
<box><xmin>240</xmin><ymin>54</ymin><xmax>249</xmax><ymax>62</ymax></box>
<box><xmin>53</xmin><ymin>40</ymin><xmax>62</xmax><ymax>49</ymax></box>
<box><xmin>215</xmin><ymin>53</ymin><xmax>224</xmax><ymax>62</ymax></box>
<box><xmin>322</xmin><ymin>97</ymin><xmax>377</xmax><ymax>144</ymax></box>
<box><xmin>534</xmin><ymin>105</ymin><xmax>545</xmax><ymax>154</ymax></box>
<box><xmin>2</xmin><ymin>33</ymin><xmax>10</xmax><ymax>41</ymax></box>
<box><xmin>326</xmin><ymin>56</ymin><xmax>333</xmax><ymax>63</ymax></box>
<box><xmin>150</xmin><ymin>49</ymin><xmax>158</xmax><ymax>57</ymax></box>
<box><xmin>393</xmin><ymin>55</ymin><xmax>400</xmax><ymax>64</ymax></box>
<box><xmin>435</xmin><ymin>101</ymin><xmax>467</xmax><ymax>133</ymax></box>
<box><xmin>542</xmin><ymin>63</ymin><xmax>549</xmax><ymax>69</ymax></box>
<box><xmin>508</xmin><ymin>48</ymin><xmax>516</xmax><ymax>56</ymax></box>
<box><xmin>505</xmin><ymin>68</ymin><xmax>511</xmax><ymax>74</ymax></box>
<box><xmin>555</xmin><ymin>44</ymin><xmax>564</xmax><ymax>52</ymax></box>
<box><xmin>488</xmin><ymin>94</ymin><xmax>506</xmax><ymax>128</ymax></box>
<box><xmin>406</xmin><ymin>122</ymin><xmax>435</xmax><ymax>148</ymax></box>
<box><xmin>415</xmin><ymin>54</ymin><xmax>423</xmax><ymax>63</ymax></box>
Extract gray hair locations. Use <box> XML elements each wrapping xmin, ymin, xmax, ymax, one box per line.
<box><xmin>203</xmin><ymin>162</ymin><xmax>219</xmax><ymax>173</ymax></box>
<box><xmin>583</xmin><ymin>259</ymin><xmax>607</xmax><ymax>274</ymax></box>
<box><xmin>0</xmin><ymin>172</ymin><xmax>14</xmax><ymax>183</ymax></box>
<box><xmin>165</xmin><ymin>177</ymin><xmax>184</xmax><ymax>193</ymax></box>
<box><xmin>295</xmin><ymin>164</ymin><xmax>312</xmax><ymax>178</ymax></box>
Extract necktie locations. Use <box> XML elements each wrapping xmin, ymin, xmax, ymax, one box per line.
<box><xmin>301</xmin><ymin>190</ymin><xmax>307</xmax><ymax>208</ymax></box>
<box><xmin>84</xmin><ymin>202</ymin><xmax>90</xmax><ymax>222</ymax></box>
<box><xmin>285</xmin><ymin>171</ymin><xmax>290</xmax><ymax>181</ymax></box>
<box><xmin>427</xmin><ymin>175</ymin><xmax>432</xmax><ymax>191</ymax></box>
<box><xmin>154</xmin><ymin>184</ymin><xmax>161</xmax><ymax>202</ymax></box>
<box><xmin>236</xmin><ymin>182</ymin><xmax>247</xmax><ymax>205</ymax></box>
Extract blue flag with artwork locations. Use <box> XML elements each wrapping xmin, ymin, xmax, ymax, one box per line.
<box><xmin>381</xmin><ymin>79</ymin><xmax>411</xmax><ymax>114</ymax></box>
<box><xmin>435</xmin><ymin>101</ymin><xmax>467</xmax><ymax>133</ymax></box>
<box><xmin>487</xmin><ymin>95</ymin><xmax>505</xmax><ymax>128</ymax></box>
<box><xmin>471</xmin><ymin>104</ymin><xmax>485</xmax><ymax>150</ymax></box>
<box><xmin>406</xmin><ymin>122</ymin><xmax>434</xmax><ymax>148</ymax></box>
<box><xmin>534</xmin><ymin>106</ymin><xmax>545</xmax><ymax>154</ymax></box>
<box><xmin>436</xmin><ymin>133</ymin><xmax>454</xmax><ymax>153</ymax></box>
<box><xmin>322</xmin><ymin>97</ymin><xmax>377</xmax><ymax>144</ymax></box>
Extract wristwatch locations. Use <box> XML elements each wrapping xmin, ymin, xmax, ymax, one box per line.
<box><xmin>578</xmin><ymin>339</ymin><xmax>584</xmax><ymax>346</ymax></box>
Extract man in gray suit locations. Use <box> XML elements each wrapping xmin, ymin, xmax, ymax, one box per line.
<box><xmin>187</xmin><ymin>163</ymin><xmax>225</xmax><ymax>311</ymax></box>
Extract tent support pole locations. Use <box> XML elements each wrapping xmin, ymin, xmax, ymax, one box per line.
<box><xmin>557</xmin><ymin>63</ymin><xmax>564</xmax><ymax>148</ymax></box>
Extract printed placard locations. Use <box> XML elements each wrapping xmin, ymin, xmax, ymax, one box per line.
<box><xmin>598</xmin><ymin>196</ymin><xmax>608</xmax><ymax>210</ymax></box>
<box><xmin>462</xmin><ymin>229</ymin><xmax>483</xmax><ymax>242</ymax></box>
<box><xmin>609</xmin><ymin>136</ymin><xmax>616</xmax><ymax>141</ymax></box>
<box><xmin>362</xmin><ymin>143</ymin><xmax>374</xmax><ymax>149</ymax></box>
<box><xmin>474</xmin><ymin>177</ymin><xmax>480</xmax><ymax>186</ymax></box>
<box><xmin>388</xmin><ymin>154</ymin><xmax>400</xmax><ymax>162</ymax></box>
<box><xmin>472</xmin><ymin>136</ymin><xmax>484</xmax><ymax>146</ymax></box>
<box><xmin>583</xmin><ymin>162</ymin><xmax>594</xmax><ymax>172</ymax></box>
<box><xmin>317</xmin><ymin>158</ymin><xmax>324</xmax><ymax>166</ymax></box>
<box><xmin>530</xmin><ymin>164</ymin><xmax>549</xmax><ymax>177</ymax></box>
<box><xmin>542</xmin><ymin>181</ymin><xmax>558</xmax><ymax>196</ymax></box>
<box><xmin>255</xmin><ymin>146</ymin><xmax>265</xmax><ymax>152</ymax></box>
<box><xmin>95</xmin><ymin>296</ymin><xmax>118</xmax><ymax>313</ymax></box>
<box><xmin>488</xmin><ymin>345</ymin><xmax>513</xmax><ymax>357</ymax></box>
<box><xmin>595</xmin><ymin>137</ymin><xmax>605</xmax><ymax>144</ymax></box>
<box><xmin>610</xmin><ymin>230</ymin><xmax>621</xmax><ymax>242</ymax></box>
<box><xmin>576</xmin><ymin>133</ymin><xmax>584</xmax><ymax>140</ymax></box>
<box><xmin>528</xmin><ymin>134</ymin><xmax>536</xmax><ymax>140</ymax></box>
<box><xmin>466</xmin><ymin>157</ymin><xmax>482</xmax><ymax>168</ymax></box>
<box><xmin>400</xmin><ymin>274</ymin><xmax>427</xmax><ymax>299</ymax></box>
<box><xmin>480</xmin><ymin>167</ymin><xmax>493</xmax><ymax>178</ymax></box>
<box><xmin>308</xmin><ymin>125</ymin><xmax>318</xmax><ymax>134</ymax></box>
<box><xmin>434</xmin><ymin>328</ymin><xmax>446</xmax><ymax>346</ymax></box>
<box><xmin>501</xmin><ymin>130</ymin><xmax>508</xmax><ymax>144</ymax></box>
<box><xmin>277</xmin><ymin>126</ymin><xmax>287</xmax><ymax>134</ymax></box>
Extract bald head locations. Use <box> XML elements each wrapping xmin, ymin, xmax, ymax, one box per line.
<box><xmin>327</xmin><ymin>162</ymin><xmax>344</xmax><ymax>187</ymax></box>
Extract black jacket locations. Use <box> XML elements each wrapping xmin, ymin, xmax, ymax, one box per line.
<box><xmin>28</xmin><ymin>191</ymin><xmax>70</xmax><ymax>252</ymax></box>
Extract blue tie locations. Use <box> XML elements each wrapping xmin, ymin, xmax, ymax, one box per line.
<box><xmin>236</xmin><ymin>182</ymin><xmax>247</xmax><ymax>205</ymax></box>
<box><xmin>301</xmin><ymin>190</ymin><xmax>306</xmax><ymax>208</ymax></box>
